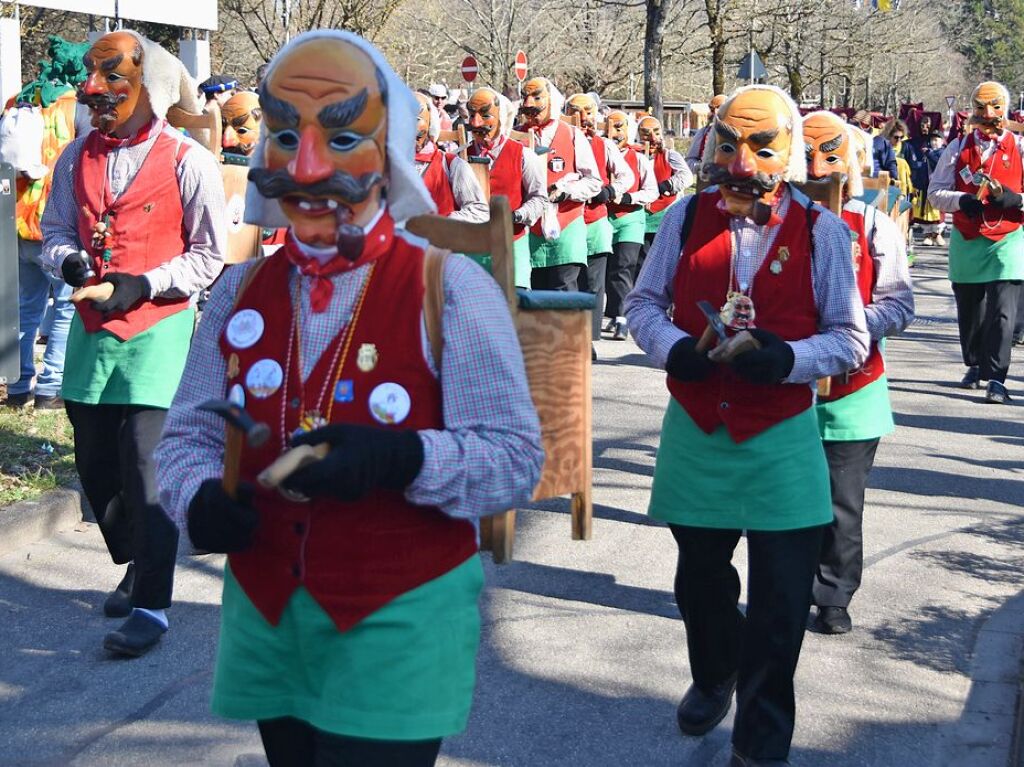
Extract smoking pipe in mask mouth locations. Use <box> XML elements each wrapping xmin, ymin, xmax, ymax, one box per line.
<box><xmin>335</xmin><ymin>205</ymin><xmax>365</xmax><ymax>262</ymax></box>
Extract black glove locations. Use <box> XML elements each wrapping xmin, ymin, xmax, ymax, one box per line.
<box><xmin>282</xmin><ymin>424</ymin><xmax>424</xmax><ymax>502</ymax></box>
<box><xmin>658</xmin><ymin>179</ymin><xmax>674</xmax><ymax>196</ymax></box>
<box><xmin>61</xmin><ymin>252</ymin><xmax>93</xmax><ymax>287</ymax></box>
<box><xmin>666</xmin><ymin>336</ymin><xmax>714</xmax><ymax>382</ymax></box>
<box><xmin>990</xmin><ymin>189</ymin><xmax>1023</xmax><ymax>210</ymax></box>
<box><xmin>732</xmin><ymin>328</ymin><xmax>795</xmax><ymax>385</ymax></box>
<box><xmin>620</xmin><ymin>193</ymin><xmax>633</xmax><ymax>206</ymax></box>
<box><xmin>186</xmin><ymin>479</ymin><xmax>259</xmax><ymax>553</ymax></box>
<box><xmin>511</xmin><ymin>209</ymin><xmax>526</xmax><ymax>226</ymax></box>
<box><xmin>591</xmin><ymin>185</ymin><xmax>615</xmax><ymax>205</ymax></box>
<box><xmin>958</xmin><ymin>194</ymin><xmax>985</xmax><ymax>218</ymax></box>
<box><xmin>92</xmin><ymin>272</ymin><xmax>151</xmax><ymax>315</ymax></box>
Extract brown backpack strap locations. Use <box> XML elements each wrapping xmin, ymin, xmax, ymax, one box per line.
<box><xmin>229</xmin><ymin>256</ymin><xmax>269</xmax><ymax>313</ymax></box>
<box><xmin>422</xmin><ymin>246</ymin><xmax>449</xmax><ymax>373</ymax></box>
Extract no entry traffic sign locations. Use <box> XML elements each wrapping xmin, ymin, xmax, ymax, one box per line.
<box><xmin>514</xmin><ymin>50</ymin><xmax>528</xmax><ymax>82</ymax></box>
<box><xmin>461</xmin><ymin>55</ymin><xmax>478</xmax><ymax>83</ymax></box>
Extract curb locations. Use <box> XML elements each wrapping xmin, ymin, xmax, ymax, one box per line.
<box><xmin>0</xmin><ymin>487</ymin><xmax>83</xmax><ymax>558</ymax></box>
<box><xmin>943</xmin><ymin>590</ymin><xmax>1024</xmax><ymax>767</ymax></box>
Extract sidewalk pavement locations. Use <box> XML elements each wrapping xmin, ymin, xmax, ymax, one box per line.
<box><xmin>0</xmin><ymin>244</ymin><xmax>1021</xmax><ymax>766</ymax></box>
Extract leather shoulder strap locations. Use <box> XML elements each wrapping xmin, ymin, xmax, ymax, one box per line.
<box><xmin>229</xmin><ymin>257</ymin><xmax>270</xmax><ymax>313</ymax></box>
<box><xmin>422</xmin><ymin>246</ymin><xmax>449</xmax><ymax>372</ymax></box>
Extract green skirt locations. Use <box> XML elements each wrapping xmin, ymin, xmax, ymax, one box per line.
<box><xmin>528</xmin><ymin>216</ymin><xmax>587</xmax><ymax>268</ymax></box>
<box><xmin>585</xmin><ymin>217</ymin><xmax>613</xmax><ymax>257</ymax></box>
<box><xmin>645</xmin><ymin>201</ymin><xmax>678</xmax><ymax>234</ymax></box>
<box><xmin>212</xmin><ymin>557</ymin><xmax>484</xmax><ymax>740</ymax></box>
<box><xmin>466</xmin><ymin>235</ymin><xmax>531</xmax><ymax>289</ymax></box>
<box><xmin>649</xmin><ymin>398</ymin><xmax>832</xmax><ymax>531</ymax></box>
<box><xmin>62</xmin><ymin>308</ymin><xmax>195</xmax><ymax>408</ymax></box>
<box><xmin>948</xmin><ymin>227</ymin><xmax>1024</xmax><ymax>283</ymax></box>
<box><xmin>611</xmin><ymin>209</ymin><xmax>646</xmax><ymax>245</ymax></box>
<box><xmin>816</xmin><ymin>375</ymin><xmax>894</xmax><ymax>442</ymax></box>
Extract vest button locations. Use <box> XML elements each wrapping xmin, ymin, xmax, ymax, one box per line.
<box><xmin>291</xmin><ymin>565</ymin><xmax>301</xmax><ymax>578</ymax></box>
<box><xmin>294</xmin><ymin>522</ymin><xmax>305</xmax><ymax>535</ymax></box>
<box><xmin>720</xmin><ymin>401</ymin><xmax>729</xmax><ymax>409</ymax></box>
<box><xmin>289</xmin><ymin>398</ymin><xmax>300</xmax><ymax>409</ymax></box>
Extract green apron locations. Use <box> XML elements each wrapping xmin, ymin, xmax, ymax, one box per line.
<box><xmin>212</xmin><ymin>556</ymin><xmax>484</xmax><ymax>741</ymax></box>
<box><xmin>528</xmin><ymin>215</ymin><xmax>587</xmax><ymax>268</ymax></box>
<box><xmin>611</xmin><ymin>209</ymin><xmax>647</xmax><ymax>246</ymax></box>
<box><xmin>466</xmin><ymin>235</ymin><xmax>531</xmax><ymax>289</ymax></box>
<box><xmin>61</xmin><ymin>308</ymin><xmax>195</xmax><ymax>408</ymax></box>
<box><xmin>649</xmin><ymin>398</ymin><xmax>832</xmax><ymax>531</ymax></box>
<box><xmin>816</xmin><ymin>375</ymin><xmax>894</xmax><ymax>442</ymax></box>
<box><xmin>585</xmin><ymin>217</ymin><xmax>613</xmax><ymax>257</ymax></box>
<box><xmin>948</xmin><ymin>227</ymin><xmax>1024</xmax><ymax>283</ymax></box>
<box><xmin>645</xmin><ymin>199</ymin><xmax>679</xmax><ymax>235</ymax></box>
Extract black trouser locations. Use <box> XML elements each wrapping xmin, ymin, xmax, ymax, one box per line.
<box><xmin>669</xmin><ymin>524</ymin><xmax>824</xmax><ymax>761</ymax></box>
<box><xmin>605</xmin><ymin>241</ymin><xmax>642</xmax><ymax>320</ymax></box>
<box><xmin>951</xmin><ymin>280</ymin><xmax>1021</xmax><ymax>383</ymax></box>
<box><xmin>1015</xmin><ymin>283</ymin><xmax>1024</xmax><ymax>337</ymax></box>
<box><xmin>65</xmin><ymin>402</ymin><xmax>178</xmax><ymax>609</ymax></box>
<box><xmin>633</xmin><ymin>232</ymin><xmax>656</xmax><ymax>283</ymax></box>
<box><xmin>258</xmin><ymin>717</ymin><xmax>442</xmax><ymax>767</ymax></box>
<box><xmin>813</xmin><ymin>439</ymin><xmax>880</xmax><ymax>609</ymax></box>
<box><xmin>583</xmin><ymin>253</ymin><xmax>608</xmax><ymax>340</ymax></box>
<box><xmin>530</xmin><ymin>263</ymin><xmax>580</xmax><ymax>292</ymax></box>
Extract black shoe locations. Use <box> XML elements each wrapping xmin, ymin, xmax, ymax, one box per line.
<box><xmin>676</xmin><ymin>674</ymin><xmax>737</xmax><ymax>736</ymax></box>
<box><xmin>591</xmin><ymin>344</ymin><xmax>597</xmax><ymax>362</ymax></box>
<box><xmin>811</xmin><ymin>605</ymin><xmax>852</xmax><ymax>634</ymax></box>
<box><xmin>103</xmin><ymin>564</ymin><xmax>135</xmax><ymax>618</ymax></box>
<box><xmin>103</xmin><ymin>610</ymin><xmax>166</xmax><ymax>657</ymax></box>
<box><xmin>960</xmin><ymin>366</ymin><xmax>981</xmax><ymax>389</ymax></box>
<box><xmin>611</xmin><ymin>318</ymin><xmax>629</xmax><ymax>341</ymax></box>
<box><xmin>1014</xmin><ymin>332</ymin><xmax>1024</xmax><ymax>346</ymax></box>
<box><xmin>986</xmin><ymin>380</ymin><xmax>1011</xmax><ymax>404</ymax></box>
<box><xmin>3</xmin><ymin>392</ymin><xmax>32</xmax><ymax>409</ymax></box>
<box><xmin>33</xmin><ymin>394</ymin><xmax>64</xmax><ymax>411</ymax></box>
<box><xmin>730</xmin><ymin>748</ymin><xmax>790</xmax><ymax>766</ymax></box>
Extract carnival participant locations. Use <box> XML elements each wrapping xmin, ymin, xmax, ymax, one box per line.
<box><xmin>154</xmin><ymin>30</ymin><xmax>543</xmax><ymax>767</ymax></box>
<box><xmin>603</xmin><ymin>109</ymin><xmax>658</xmax><ymax>340</ymax></box>
<box><xmin>927</xmin><ymin>80</ymin><xmax>1024</xmax><ymax>404</ymax></box>
<box><xmin>625</xmin><ymin>85</ymin><xmax>868</xmax><ymax>766</ymax></box>
<box><xmin>685</xmin><ymin>94</ymin><xmax>726</xmax><ymax>174</ymax></box>
<box><xmin>200</xmin><ymin>74</ymin><xmax>238</xmax><ymax>107</ymax></box>
<box><xmin>221</xmin><ymin>91</ymin><xmax>261</xmax><ymax>157</ymax></box>
<box><xmin>427</xmin><ymin>83</ymin><xmax>453</xmax><ymax>131</ymax></box>
<box><xmin>566</xmin><ymin>92</ymin><xmax>634</xmax><ymax>343</ymax></box>
<box><xmin>40</xmin><ymin>31</ymin><xmax>226</xmax><ymax>657</ymax></box>
<box><xmin>3</xmin><ymin>36</ymin><xmax>89</xmax><ymax>410</ymax></box>
<box><xmin>466</xmin><ymin>86</ymin><xmax>547</xmax><ymax>288</ymax></box>
<box><xmin>518</xmin><ymin>77</ymin><xmax>602</xmax><ymax>291</ymax></box>
<box><xmin>414</xmin><ymin>92</ymin><xmax>487</xmax><ymax>223</ymax></box>
<box><xmin>803</xmin><ymin>111</ymin><xmax>915</xmax><ymax>635</ymax></box>
<box><xmin>638</xmin><ymin>115</ymin><xmax>692</xmax><ymax>265</ymax></box>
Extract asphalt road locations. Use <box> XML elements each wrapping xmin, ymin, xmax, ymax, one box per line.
<box><xmin>0</xmin><ymin>244</ymin><xmax>1022</xmax><ymax>767</ymax></box>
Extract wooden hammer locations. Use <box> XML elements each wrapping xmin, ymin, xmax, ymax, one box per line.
<box><xmin>197</xmin><ymin>399</ymin><xmax>271</xmax><ymax>499</ymax></box>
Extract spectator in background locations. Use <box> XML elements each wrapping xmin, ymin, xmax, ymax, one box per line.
<box><xmin>428</xmin><ymin>83</ymin><xmax>453</xmax><ymax>131</ymax></box>
<box><xmin>918</xmin><ymin>128</ymin><xmax>948</xmax><ymax>246</ymax></box>
<box><xmin>1</xmin><ymin>36</ymin><xmax>89</xmax><ymax>410</ymax></box>
<box><xmin>199</xmin><ymin>75</ymin><xmax>238</xmax><ymax>106</ymax></box>
<box><xmin>853</xmin><ymin>109</ymin><xmax>898</xmax><ymax>180</ymax></box>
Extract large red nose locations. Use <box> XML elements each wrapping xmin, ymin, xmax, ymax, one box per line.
<box><xmin>83</xmin><ymin>73</ymin><xmax>107</xmax><ymax>96</ymax></box>
<box><xmin>287</xmin><ymin>126</ymin><xmax>333</xmax><ymax>184</ymax></box>
<box><xmin>728</xmin><ymin>144</ymin><xmax>757</xmax><ymax>179</ymax></box>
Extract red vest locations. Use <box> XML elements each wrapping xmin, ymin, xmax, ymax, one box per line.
<box><xmin>668</xmin><ymin>189</ymin><xmax>819</xmax><ymax>443</ymax></box>
<box><xmin>819</xmin><ymin>203</ymin><xmax>885</xmax><ymax>401</ymax></box>
<box><xmin>607</xmin><ymin>146</ymin><xmax>642</xmax><ymax>219</ymax></box>
<box><xmin>584</xmin><ymin>134</ymin><xmax>610</xmax><ymax>224</ymax></box>
<box><xmin>530</xmin><ymin>120</ymin><xmax>584</xmax><ymax>236</ymax></box>
<box><xmin>953</xmin><ymin>130</ymin><xmax>1024</xmax><ymax>241</ymax></box>
<box><xmin>648</xmin><ymin>150</ymin><xmax>677</xmax><ymax>214</ymax></box>
<box><xmin>221</xmin><ymin>216</ymin><xmax>477</xmax><ymax>631</ymax></box>
<box><xmin>74</xmin><ymin>124</ymin><xmax>191</xmax><ymax>341</ymax></box>
<box><xmin>419</xmin><ymin>147</ymin><xmax>458</xmax><ymax>217</ymax></box>
<box><xmin>472</xmin><ymin>137</ymin><xmax>526</xmax><ymax>239</ymax></box>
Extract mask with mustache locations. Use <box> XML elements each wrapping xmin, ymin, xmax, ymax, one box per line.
<box><xmin>520</xmin><ymin>78</ymin><xmax>551</xmax><ymax>127</ymax></box>
<box><xmin>467</xmin><ymin>88</ymin><xmax>501</xmax><ymax>146</ymax></box>
<box><xmin>80</xmin><ymin>32</ymin><xmax>147</xmax><ymax>136</ymax></box>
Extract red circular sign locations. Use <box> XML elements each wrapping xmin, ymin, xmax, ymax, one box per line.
<box><xmin>461</xmin><ymin>55</ymin><xmax>478</xmax><ymax>82</ymax></box>
<box><xmin>514</xmin><ymin>50</ymin><xmax>528</xmax><ymax>82</ymax></box>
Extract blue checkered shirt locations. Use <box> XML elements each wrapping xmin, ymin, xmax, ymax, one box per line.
<box><xmin>154</xmin><ymin>232</ymin><xmax>544</xmax><ymax>528</ymax></box>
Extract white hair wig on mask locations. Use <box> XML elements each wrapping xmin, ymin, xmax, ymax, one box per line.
<box><xmin>120</xmin><ymin>31</ymin><xmax>203</xmax><ymax>122</ymax></box>
<box><xmin>244</xmin><ymin>29</ymin><xmax>436</xmax><ymax>228</ymax></box>
<box><xmin>476</xmin><ymin>88</ymin><xmax>518</xmax><ymax>137</ymax></box>
<box><xmin>803</xmin><ymin>110</ymin><xmax>863</xmax><ymax>198</ymax></box>
<box><xmin>700</xmin><ymin>84</ymin><xmax>806</xmax><ymax>184</ymax></box>
<box><xmin>972</xmin><ymin>80</ymin><xmax>1011</xmax><ymax>106</ymax></box>
<box><xmin>536</xmin><ymin>78</ymin><xmax>565</xmax><ymax>118</ymax></box>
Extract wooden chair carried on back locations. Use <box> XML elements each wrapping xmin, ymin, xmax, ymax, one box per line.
<box><xmin>167</xmin><ymin>101</ymin><xmax>262</xmax><ymax>263</ymax></box>
<box><xmin>437</xmin><ymin>125</ymin><xmax>491</xmax><ymax>200</ymax></box>
<box><xmin>405</xmin><ymin>197</ymin><xmax>594</xmax><ymax>563</ymax></box>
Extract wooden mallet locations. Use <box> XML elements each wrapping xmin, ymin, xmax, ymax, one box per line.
<box><xmin>197</xmin><ymin>399</ymin><xmax>271</xmax><ymax>499</ymax></box>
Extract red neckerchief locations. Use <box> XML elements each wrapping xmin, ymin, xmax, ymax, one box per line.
<box><xmin>528</xmin><ymin>118</ymin><xmax>554</xmax><ymax>140</ymax></box>
<box><xmin>415</xmin><ymin>140</ymin><xmax>437</xmax><ymax>164</ymax></box>
<box><xmin>470</xmin><ymin>134</ymin><xmax>505</xmax><ymax>161</ymax></box>
<box><xmin>282</xmin><ymin>212</ymin><xmax>394</xmax><ymax>313</ymax></box>
<box><xmin>98</xmin><ymin>118</ymin><xmax>160</xmax><ymax>151</ymax></box>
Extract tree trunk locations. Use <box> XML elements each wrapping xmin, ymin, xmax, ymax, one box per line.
<box><xmin>644</xmin><ymin>0</ymin><xmax>667</xmax><ymax>121</ymax></box>
<box><xmin>706</xmin><ymin>0</ymin><xmax>725</xmax><ymax>95</ymax></box>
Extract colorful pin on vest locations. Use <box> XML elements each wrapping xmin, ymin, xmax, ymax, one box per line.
<box><xmin>228</xmin><ymin>383</ymin><xmax>245</xmax><ymax>407</ymax></box>
<box><xmin>245</xmin><ymin>359</ymin><xmax>283</xmax><ymax>398</ymax></box>
<box><xmin>334</xmin><ymin>380</ymin><xmax>354</xmax><ymax>403</ymax></box>
<box><xmin>369</xmin><ymin>382</ymin><xmax>411</xmax><ymax>425</ymax></box>
<box><xmin>227</xmin><ymin>352</ymin><xmax>240</xmax><ymax>379</ymax></box>
<box><xmin>226</xmin><ymin>309</ymin><xmax>265</xmax><ymax>349</ymax></box>
<box><xmin>357</xmin><ymin>343</ymin><xmax>379</xmax><ymax>373</ymax></box>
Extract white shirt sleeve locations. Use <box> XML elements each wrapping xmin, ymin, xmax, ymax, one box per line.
<box><xmin>447</xmin><ymin>155</ymin><xmax>489</xmax><ymax>223</ymax></box>
<box><xmin>604</xmin><ymin>139</ymin><xmax>635</xmax><ymax>196</ymax></box>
